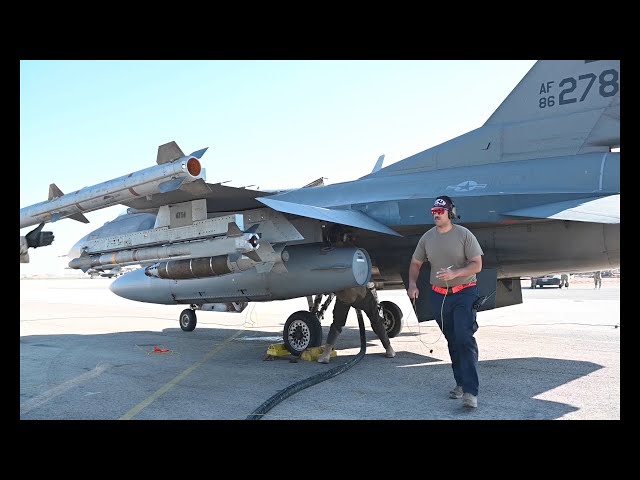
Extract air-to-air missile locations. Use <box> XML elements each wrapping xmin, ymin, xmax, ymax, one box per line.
<box><xmin>20</xmin><ymin>141</ymin><xmax>208</xmax><ymax>229</ymax></box>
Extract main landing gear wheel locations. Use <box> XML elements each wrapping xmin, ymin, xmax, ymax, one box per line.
<box><xmin>283</xmin><ymin>310</ymin><xmax>323</xmax><ymax>356</ymax></box>
<box><xmin>179</xmin><ymin>309</ymin><xmax>197</xmax><ymax>332</ymax></box>
<box><xmin>380</xmin><ymin>301</ymin><xmax>403</xmax><ymax>338</ymax></box>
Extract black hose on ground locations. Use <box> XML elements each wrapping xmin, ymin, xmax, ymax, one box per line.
<box><xmin>246</xmin><ymin>309</ymin><xmax>367</xmax><ymax>420</ymax></box>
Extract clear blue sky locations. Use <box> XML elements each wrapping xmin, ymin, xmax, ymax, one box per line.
<box><xmin>20</xmin><ymin>60</ymin><xmax>536</xmax><ymax>275</ymax></box>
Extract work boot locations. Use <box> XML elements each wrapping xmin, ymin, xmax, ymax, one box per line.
<box><xmin>317</xmin><ymin>344</ymin><xmax>333</xmax><ymax>364</ymax></box>
<box><xmin>462</xmin><ymin>392</ymin><xmax>478</xmax><ymax>408</ymax></box>
<box><xmin>372</xmin><ymin>318</ymin><xmax>395</xmax><ymax>358</ymax></box>
<box><xmin>449</xmin><ymin>386</ymin><xmax>463</xmax><ymax>399</ymax></box>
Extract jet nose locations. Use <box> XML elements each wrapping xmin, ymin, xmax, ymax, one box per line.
<box><xmin>67</xmin><ymin>234</ymin><xmax>89</xmax><ymax>259</ymax></box>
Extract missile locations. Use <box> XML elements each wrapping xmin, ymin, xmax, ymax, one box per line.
<box><xmin>20</xmin><ymin>141</ymin><xmax>208</xmax><ymax>229</ymax></box>
<box><xmin>110</xmin><ymin>244</ymin><xmax>372</xmax><ymax>305</ymax></box>
<box><xmin>68</xmin><ymin>233</ymin><xmax>260</xmax><ymax>271</ymax></box>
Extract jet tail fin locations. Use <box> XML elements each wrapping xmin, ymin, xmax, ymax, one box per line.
<box><xmin>484</xmin><ymin>60</ymin><xmax>620</xmax><ymax>152</ymax></box>
<box><xmin>365</xmin><ymin>60</ymin><xmax>620</xmax><ymax>177</ymax></box>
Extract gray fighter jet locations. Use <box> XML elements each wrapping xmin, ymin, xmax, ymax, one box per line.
<box><xmin>67</xmin><ymin>60</ymin><xmax>620</xmax><ymax>355</ymax></box>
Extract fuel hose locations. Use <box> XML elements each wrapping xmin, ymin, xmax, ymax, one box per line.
<box><xmin>246</xmin><ymin>309</ymin><xmax>367</xmax><ymax>420</ymax></box>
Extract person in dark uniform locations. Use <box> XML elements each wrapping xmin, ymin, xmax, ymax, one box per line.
<box><xmin>317</xmin><ymin>284</ymin><xmax>396</xmax><ymax>363</ymax></box>
<box><xmin>317</xmin><ymin>228</ymin><xmax>396</xmax><ymax>364</ymax></box>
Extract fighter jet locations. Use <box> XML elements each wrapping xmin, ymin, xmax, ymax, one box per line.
<box><xmin>66</xmin><ymin>60</ymin><xmax>620</xmax><ymax>355</ymax></box>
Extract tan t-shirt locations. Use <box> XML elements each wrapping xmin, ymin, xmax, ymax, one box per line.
<box><xmin>412</xmin><ymin>224</ymin><xmax>484</xmax><ymax>287</ymax></box>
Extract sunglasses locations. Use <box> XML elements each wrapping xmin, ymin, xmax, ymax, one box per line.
<box><xmin>431</xmin><ymin>207</ymin><xmax>448</xmax><ymax>216</ymax></box>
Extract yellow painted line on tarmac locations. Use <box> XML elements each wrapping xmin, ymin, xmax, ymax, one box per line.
<box><xmin>120</xmin><ymin>330</ymin><xmax>243</xmax><ymax>420</ymax></box>
<box><xmin>21</xmin><ymin>363</ymin><xmax>112</xmax><ymax>417</ymax></box>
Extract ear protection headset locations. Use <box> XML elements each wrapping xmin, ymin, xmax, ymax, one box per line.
<box><xmin>437</xmin><ymin>195</ymin><xmax>458</xmax><ymax>219</ymax></box>
<box><xmin>449</xmin><ymin>200</ymin><xmax>458</xmax><ymax>220</ymax></box>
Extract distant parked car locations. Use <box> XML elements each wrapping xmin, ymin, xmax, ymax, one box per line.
<box><xmin>530</xmin><ymin>274</ymin><xmax>564</xmax><ymax>288</ymax></box>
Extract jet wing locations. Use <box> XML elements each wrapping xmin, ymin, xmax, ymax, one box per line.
<box><xmin>258</xmin><ymin>197</ymin><xmax>402</xmax><ymax>236</ymax></box>
<box><xmin>502</xmin><ymin>194</ymin><xmax>619</xmax><ymax>224</ymax></box>
<box><xmin>122</xmin><ymin>182</ymin><xmax>272</xmax><ymax>213</ymax></box>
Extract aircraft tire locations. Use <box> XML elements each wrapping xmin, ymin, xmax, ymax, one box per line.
<box><xmin>179</xmin><ymin>309</ymin><xmax>197</xmax><ymax>332</ymax></box>
<box><xmin>380</xmin><ymin>301</ymin><xmax>403</xmax><ymax>338</ymax></box>
<box><xmin>283</xmin><ymin>311</ymin><xmax>323</xmax><ymax>356</ymax></box>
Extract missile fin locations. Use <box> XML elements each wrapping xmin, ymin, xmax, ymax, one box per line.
<box><xmin>179</xmin><ymin>178</ymin><xmax>212</xmax><ymax>195</ymax></box>
<box><xmin>68</xmin><ymin>212</ymin><xmax>90</xmax><ymax>224</ymax></box>
<box><xmin>51</xmin><ymin>210</ymin><xmax>88</xmax><ymax>224</ymax></box>
<box><xmin>188</xmin><ymin>147</ymin><xmax>209</xmax><ymax>159</ymax></box>
<box><xmin>250</xmin><ymin>242</ymin><xmax>278</xmax><ymax>263</ymax></box>
<box><xmin>158</xmin><ymin>177</ymin><xmax>186</xmax><ymax>193</ymax></box>
<box><xmin>255</xmin><ymin>261</ymin><xmax>275</xmax><ymax>273</ymax></box>
<box><xmin>48</xmin><ymin>183</ymin><xmax>64</xmax><ymax>200</ymax></box>
<box><xmin>270</xmin><ymin>262</ymin><xmax>288</xmax><ymax>273</ymax></box>
<box><xmin>227</xmin><ymin>221</ymin><xmax>243</xmax><ymax>237</ymax></box>
<box><xmin>156</xmin><ymin>141</ymin><xmax>185</xmax><ymax>165</ymax></box>
<box><xmin>244</xmin><ymin>250</ymin><xmax>261</xmax><ymax>262</ymax></box>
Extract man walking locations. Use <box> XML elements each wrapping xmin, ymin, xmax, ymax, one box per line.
<box><xmin>407</xmin><ymin>196</ymin><xmax>483</xmax><ymax>408</ymax></box>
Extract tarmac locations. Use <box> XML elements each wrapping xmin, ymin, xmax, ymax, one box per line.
<box><xmin>19</xmin><ymin>276</ymin><xmax>621</xmax><ymax>422</ymax></box>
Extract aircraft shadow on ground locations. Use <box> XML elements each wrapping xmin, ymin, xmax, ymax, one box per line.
<box><xmin>20</xmin><ymin>327</ymin><xmax>604</xmax><ymax>420</ymax></box>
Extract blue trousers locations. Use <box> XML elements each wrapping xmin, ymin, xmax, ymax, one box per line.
<box><xmin>429</xmin><ymin>286</ymin><xmax>480</xmax><ymax>396</ymax></box>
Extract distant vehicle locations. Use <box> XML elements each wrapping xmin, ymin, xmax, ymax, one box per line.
<box><xmin>530</xmin><ymin>275</ymin><xmax>564</xmax><ymax>288</ymax></box>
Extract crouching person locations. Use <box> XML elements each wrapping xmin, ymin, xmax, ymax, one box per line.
<box><xmin>317</xmin><ymin>284</ymin><xmax>395</xmax><ymax>364</ymax></box>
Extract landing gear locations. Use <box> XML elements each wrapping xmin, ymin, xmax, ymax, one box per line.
<box><xmin>380</xmin><ymin>301</ymin><xmax>403</xmax><ymax>338</ymax></box>
<box><xmin>281</xmin><ymin>293</ymin><xmax>334</xmax><ymax>355</ymax></box>
<box><xmin>179</xmin><ymin>308</ymin><xmax>197</xmax><ymax>332</ymax></box>
<box><xmin>283</xmin><ymin>310</ymin><xmax>323</xmax><ymax>356</ymax></box>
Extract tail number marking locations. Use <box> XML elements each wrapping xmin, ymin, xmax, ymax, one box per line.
<box><xmin>538</xmin><ymin>68</ymin><xmax>618</xmax><ymax>109</ymax></box>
